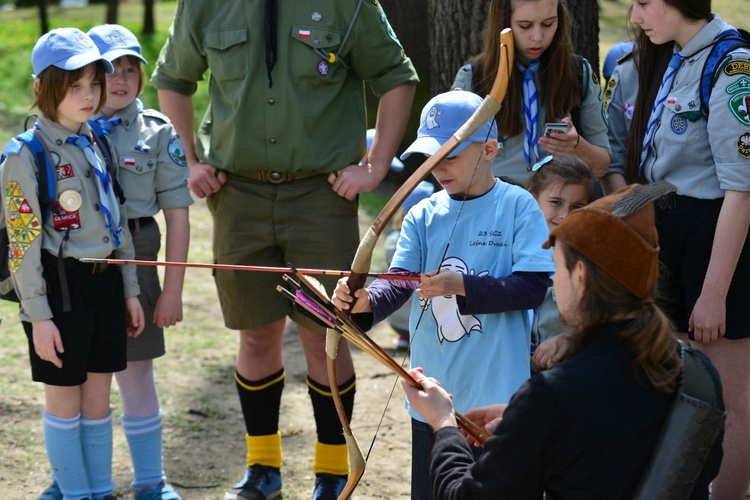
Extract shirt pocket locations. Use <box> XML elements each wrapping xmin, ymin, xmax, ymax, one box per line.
<box><xmin>119</xmin><ymin>152</ymin><xmax>158</xmax><ymax>205</ymax></box>
<box><xmin>661</xmin><ymin>92</ymin><xmax>707</xmax><ymax>159</ymax></box>
<box><xmin>289</xmin><ymin>25</ymin><xmax>343</xmax><ymax>83</ymax></box>
<box><xmin>202</xmin><ymin>26</ymin><xmax>249</xmax><ymax>81</ymax></box>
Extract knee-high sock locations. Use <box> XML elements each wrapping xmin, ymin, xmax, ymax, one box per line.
<box><xmin>122</xmin><ymin>411</ymin><xmax>165</xmax><ymax>491</ymax></box>
<box><xmin>43</xmin><ymin>411</ymin><xmax>90</xmax><ymax>499</ymax></box>
<box><xmin>308</xmin><ymin>375</ymin><xmax>356</xmax><ymax>475</ymax></box>
<box><xmin>80</xmin><ymin>412</ymin><xmax>115</xmax><ymax>499</ymax></box>
<box><xmin>236</xmin><ymin>369</ymin><xmax>284</xmax><ymax>468</ymax></box>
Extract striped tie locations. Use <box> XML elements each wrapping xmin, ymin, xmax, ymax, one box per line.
<box><xmin>67</xmin><ymin>134</ymin><xmax>122</xmax><ymax>247</ymax></box>
<box><xmin>519</xmin><ymin>61</ymin><xmax>540</xmax><ymax>165</ymax></box>
<box><xmin>640</xmin><ymin>51</ymin><xmax>685</xmax><ymax>175</ymax></box>
<box><xmin>95</xmin><ymin>115</ymin><xmax>122</xmax><ymax>135</ymax></box>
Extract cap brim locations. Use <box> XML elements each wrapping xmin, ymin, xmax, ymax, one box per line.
<box><xmin>102</xmin><ymin>48</ymin><xmax>148</xmax><ymax>65</ymax></box>
<box><xmin>58</xmin><ymin>52</ymin><xmax>114</xmax><ymax>74</ymax></box>
<box><xmin>390</xmin><ymin>157</ymin><xmax>405</xmax><ymax>172</ymax></box>
<box><xmin>400</xmin><ymin>136</ymin><xmax>471</xmax><ymax>160</ymax></box>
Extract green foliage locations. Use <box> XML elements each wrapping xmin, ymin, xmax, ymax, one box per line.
<box><xmin>0</xmin><ymin>1</ymin><xmax>208</xmax><ymax>139</ymax></box>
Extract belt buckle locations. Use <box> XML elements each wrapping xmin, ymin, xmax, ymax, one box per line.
<box><xmin>266</xmin><ymin>171</ymin><xmax>286</xmax><ymax>184</ymax></box>
<box><xmin>93</xmin><ymin>262</ymin><xmax>109</xmax><ymax>274</ymax></box>
<box><xmin>655</xmin><ymin>193</ymin><xmax>674</xmax><ymax>210</ymax></box>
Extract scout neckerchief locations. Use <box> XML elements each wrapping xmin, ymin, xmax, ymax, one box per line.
<box><xmin>67</xmin><ymin>133</ymin><xmax>122</xmax><ymax>247</ymax></box>
<box><xmin>640</xmin><ymin>50</ymin><xmax>685</xmax><ymax>176</ymax></box>
<box><xmin>519</xmin><ymin>60</ymin><xmax>541</xmax><ymax>165</ymax></box>
<box><xmin>95</xmin><ymin>115</ymin><xmax>122</xmax><ymax>135</ymax></box>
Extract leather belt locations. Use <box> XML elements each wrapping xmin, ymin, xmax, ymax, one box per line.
<box><xmin>235</xmin><ymin>170</ymin><xmax>325</xmax><ymax>184</ymax></box>
<box><xmin>654</xmin><ymin>193</ymin><xmax>723</xmax><ymax>211</ymax></box>
<box><xmin>128</xmin><ymin>216</ymin><xmax>156</xmax><ymax>232</ymax></box>
<box><xmin>41</xmin><ymin>250</ymin><xmax>113</xmax><ymax>274</ymax></box>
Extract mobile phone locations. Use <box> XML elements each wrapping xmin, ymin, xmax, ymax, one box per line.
<box><xmin>543</xmin><ymin>122</ymin><xmax>568</xmax><ymax>137</ymax></box>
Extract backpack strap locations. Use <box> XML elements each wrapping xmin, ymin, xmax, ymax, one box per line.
<box><xmin>87</xmin><ymin>119</ymin><xmax>126</xmax><ymax>205</ymax></box>
<box><xmin>700</xmin><ymin>28</ymin><xmax>750</xmax><ymax>115</ymax></box>
<box><xmin>2</xmin><ymin>130</ymin><xmax>57</xmax><ymax>223</ymax></box>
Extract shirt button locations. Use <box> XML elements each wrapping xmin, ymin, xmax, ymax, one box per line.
<box><xmin>124</xmin><ymin>120</ymin><xmax>129</xmax><ymax>126</ymax></box>
<box><xmin>103</xmin><ymin>236</ymin><xmax>109</xmax><ymax>243</ymax></box>
<box><xmin>94</xmin><ymin>203</ymin><xmax>100</xmax><ymax>211</ymax></box>
<box><xmin>268</xmin><ymin>98</ymin><xmax>275</xmax><ymax>105</ymax></box>
<box><xmin>85</xmin><ymin>171</ymin><xmax>91</xmax><ymax>178</ymax></box>
<box><xmin>675</xmin><ymin>105</ymin><xmax>682</xmax><ymax>111</ymax></box>
<box><xmin>270</xmin><ymin>138</ymin><xmax>277</xmax><ymax>145</ymax></box>
<box><xmin>56</xmin><ymin>139</ymin><xmax>63</xmax><ymax>146</ymax></box>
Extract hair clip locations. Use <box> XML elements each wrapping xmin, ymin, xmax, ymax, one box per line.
<box><xmin>532</xmin><ymin>155</ymin><xmax>554</xmax><ymax>171</ymax></box>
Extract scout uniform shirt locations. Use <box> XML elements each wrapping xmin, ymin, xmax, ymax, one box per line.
<box><xmin>94</xmin><ymin>99</ymin><xmax>193</xmax><ymax>219</ymax></box>
<box><xmin>642</xmin><ymin>14</ymin><xmax>750</xmax><ymax>199</ymax></box>
<box><xmin>0</xmin><ymin>115</ymin><xmax>139</xmax><ymax>322</ymax></box>
<box><xmin>150</xmin><ymin>0</ymin><xmax>419</xmax><ymax>175</ymax></box>
<box><xmin>605</xmin><ymin>52</ymin><xmax>638</xmax><ymax>177</ymax></box>
<box><xmin>452</xmin><ymin>59</ymin><xmax>611</xmax><ymax>187</ymax></box>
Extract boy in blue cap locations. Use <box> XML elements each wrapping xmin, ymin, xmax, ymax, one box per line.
<box><xmin>87</xmin><ymin>23</ymin><xmax>192</xmax><ymax>500</ymax></box>
<box><xmin>333</xmin><ymin>89</ymin><xmax>554</xmax><ymax>499</ymax></box>
<box><xmin>1</xmin><ymin>27</ymin><xmax>144</xmax><ymax>500</ymax></box>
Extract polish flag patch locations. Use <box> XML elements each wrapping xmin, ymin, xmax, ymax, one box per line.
<box><xmin>298</xmin><ymin>30</ymin><xmax>311</xmax><ymax>39</ymax></box>
<box><xmin>124</xmin><ymin>157</ymin><xmax>136</xmax><ymax>167</ymax></box>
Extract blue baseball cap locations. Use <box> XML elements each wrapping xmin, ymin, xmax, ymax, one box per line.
<box><xmin>32</xmin><ymin>27</ymin><xmax>114</xmax><ymax>77</ymax></box>
<box><xmin>403</xmin><ymin>180</ymin><xmax>435</xmax><ymax>213</ymax></box>
<box><xmin>401</xmin><ymin>89</ymin><xmax>496</xmax><ymax>160</ymax></box>
<box><xmin>88</xmin><ymin>24</ymin><xmax>148</xmax><ymax>65</ymax></box>
<box><xmin>366</xmin><ymin>128</ymin><xmax>404</xmax><ymax>172</ymax></box>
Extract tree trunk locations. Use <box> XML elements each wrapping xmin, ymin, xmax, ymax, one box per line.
<box><xmin>379</xmin><ymin>0</ymin><xmax>429</xmax><ymax>75</ymax></box>
<box><xmin>38</xmin><ymin>0</ymin><xmax>49</xmax><ymax>36</ymax></box>
<box><xmin>567</xmin><ymin>0</ymin><xmax>601</xmax><ymax>79</ymax></box>
<box><xmin>106</xmin><ymin>0</ymin><xmax>118</xmax><ymax>25</ymax></box>
<box><xmin>143</xmin><ymin>0</ymin><xmax>156</xmax><ymax>35</ymax></box>
<box><xmin>428</xmin><ymin>0</ymin><xmax>601</xmax><ymax>94</ymax></box>
<box><xmin>428</xmin><ymin>0</ymin><xmax>490</xmax><ymax>95</ymax></box>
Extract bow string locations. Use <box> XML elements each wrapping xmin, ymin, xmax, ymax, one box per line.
<box><xmin>329</xmin><ymin>28</ymin><xmax>515</xmax><ymax>499</ymax></box>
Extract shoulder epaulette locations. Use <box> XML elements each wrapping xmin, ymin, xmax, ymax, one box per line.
<box><xmin>617</xmin><ymin>50</ymin><xmax>634</xmax><ymax>65</ymax></box>
<box><xmin>142</xmin><ymin>108</ymin><xmax>171</xmax><ymax>124</ymax></box>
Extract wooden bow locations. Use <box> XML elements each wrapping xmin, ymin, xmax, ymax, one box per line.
<box><xmin>331</xmin><ymin>28</ymin><xmax>515</xmax><ymax>499</ymax></box>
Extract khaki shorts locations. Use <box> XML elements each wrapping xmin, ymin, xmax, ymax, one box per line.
<box><xmin>206</xmin><ymin>173</ymin><xmax>359</xmax><ymax>331</ymax></box>
<box><xmin>128</xmin><ymin>220</ymin><xmax>166</xmax><ymax>361</ymax></box>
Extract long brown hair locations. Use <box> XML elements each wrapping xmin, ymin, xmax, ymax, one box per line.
<box><xmin>625</xmin><ymin>0</ymin><xmax>712</xmax><ymax>182</ymax></box>
<box><xmin>471</xmin><ymin>0</ymin><xmax>581</xmax><ymax>138</ymax></box>
<box><xmin>558</xmin><ymin>241</ymin><xmax>681</xmax><ymax>393</ymax></box>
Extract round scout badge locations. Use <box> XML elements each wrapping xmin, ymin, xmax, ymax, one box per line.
<box><xmin>59</xmin><ymin>190</ymin><xmax>82</xmax><ymax>212</ymax></box>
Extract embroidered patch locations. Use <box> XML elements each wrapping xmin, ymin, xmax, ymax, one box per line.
<box><xmin>317</xmin><ymin>60</ymin><xmax>330</xmax><ymax>76</ymax></box>
<box><xmin>56</xmin><ymin>163</ymin><xmax>74</xmax><ymax>180</ymax></box>
<box><xmin>727</xmin><ymin>92</ymin><xmax>750</xmax><ymax>126</ymax></box>
<box><xmin>49</xmin><ymin>151</ymin><xmax>61</xmax><ymax>167</ymax></box>
<box><xmin>725</xmin><ymin>76</ymin><xmax>750</xmax><ymax>125</ymax></box>
<box><xmin>623</xmin><ymin>102</ymin><xmax>635</xmax><ymax>121</ymax></box>
<box><xmin>167</xmin><ymin>136</ymin><xmax>187</xmax><ymax>166</ymax></box>
<box><xmin>670</xmin><ymin>114</ymin><xmax>687</xmax><ymax>135</ymax></box>
<box><xmin>739</xmin><ymin>132</ymin><xmax>750</xmax><ymax>158</ymax></box>
<box><xmin>52</xmin><ymin>202</ymin><xmax>81</xmax><ymax>231</ymax></box>
<box><xmin>4</xmin><ymin>181</ymin><xmax>41</xmax><ymax>272</ymax></box>
<box><xmin>724</xmin><ymin>61</ymin><xmax>750</xmax><ymax>77</ymax></box>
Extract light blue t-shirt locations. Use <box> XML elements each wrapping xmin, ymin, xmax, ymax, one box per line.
<box><xmin>392</xmin><ymin>180</ymin><xmax>554</xmax><ymax>420</ymax></box>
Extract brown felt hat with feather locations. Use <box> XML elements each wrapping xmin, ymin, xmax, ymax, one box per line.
<box><xmin>543</xmin><ymin>182</ymin><xmax>675</xmax><ymax>299</ymax></box>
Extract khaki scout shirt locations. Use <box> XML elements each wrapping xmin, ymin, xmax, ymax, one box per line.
<box><xmin>605</xmin><ymin>54</ymin><xmax>638</xmax><ymax>177</ymax></box>
<box><xmin>151</xmin><ymin>0</ymin><xmax>419</xmax><ymax>175</ymax></box>
<box><xmin>642</xmin><ymin>15</ymin><xmax>750</xmax><ymax>198</ymax></box>
<box><xmin>0</xmin><ymin>116</ymin><xmax>139</xmax><ymax>322</ymax></box>
<box><xmin>94</xmin><ymin>99</ymin><xmax>193</xmax><ymax>219</ymax></box>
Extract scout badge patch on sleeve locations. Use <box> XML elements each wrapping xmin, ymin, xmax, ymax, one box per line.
<box><xmin>725</xmin><ymin>77</ymin><xmax>750</xmax><ymax>125</ymax></box>
<box><xmin>739</xmin><ymin>132</ymin><xmax>750</xmax><ymax>158</ymax></box>
<box><xmin>168</xmin><ymin>136</ymin><xmax>187</xmax><ymax>166</ymax></box>
<box><xmin>4</xmin><ymin>181</ymin><xmax>42</xmax><ymax>273</ymax></box>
